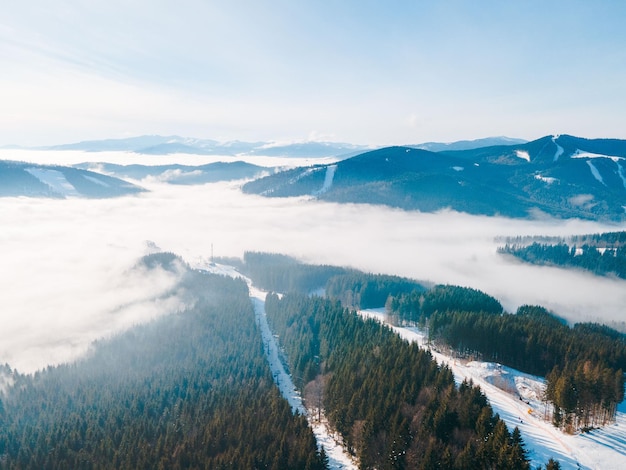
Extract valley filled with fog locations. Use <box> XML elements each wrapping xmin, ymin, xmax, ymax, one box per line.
<box><xmin>2</xmin><ymin>149</ymin><xmax>626</xmax><ymax>373</ymax></box>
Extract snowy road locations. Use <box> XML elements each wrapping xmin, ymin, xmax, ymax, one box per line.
<box><xmin>204</xmin><ymin>263</ymin><xmax>356</xmax><ymax>469</ymax></box>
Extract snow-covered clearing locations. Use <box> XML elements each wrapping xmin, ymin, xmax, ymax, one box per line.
<box><xmin>571</xmin><ymin>150</ymin><xmax>624</xmax><ymax>162</ymax></box>
<box><xmin>203</xmin><ymin>263</ymin><xmax>357</xmax><ymax>469</ymax></box>
<box><xmin>515</xmin><ymin>150</ymin><xmax>531</xmax><ymax>162</ymax></box>
<box><xmin>25</xmin><ymin>168</ymin><xmax>80</xmax><ymax>196</ymax></box>
<box><xmin>586</xmin><ymin>161</ymin><xmax>606</xmax><ymax>186</ymax></box>
<box><xmin>359</xmin><ymin>308</ymin><xmax>626</xmax><ymax>470</ymax></box>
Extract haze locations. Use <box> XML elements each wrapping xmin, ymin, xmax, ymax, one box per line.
<box><xmin>1</xmin><ymin>150</ymin><xmax>625</xmax><ymax>373</ymax></box>
<box><xmin>2</xmin><ymin>2</ymin><xmax>626</xmax><ymax>146</ymax></box>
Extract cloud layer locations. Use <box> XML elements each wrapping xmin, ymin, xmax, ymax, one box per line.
<box><xmin>1</xmin><ymin>150</ymin><xmax>625</xmax><ymax>373</ymax></box>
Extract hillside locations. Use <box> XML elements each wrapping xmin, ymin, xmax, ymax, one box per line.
<box><xmin>75</xmin><ymin>160</ymin><xmax>267</xmax><ymax>185</ymax></box>
<box><xmin>0</xmin><ymin>160</ymin><xmax>143</xmax><ymax>198</ymax></box>
<box><xmin>242</xmin><ymin>135</ymin><xmax>626</xmax><ymax>221</ymax></box>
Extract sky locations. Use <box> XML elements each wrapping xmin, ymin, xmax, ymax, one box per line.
<box><xmin>2</xmin><ymin>1</ymin><xmax>626</xmax><ymax>147</ymax></box>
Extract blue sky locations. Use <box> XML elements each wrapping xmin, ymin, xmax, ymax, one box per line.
<box><xmin>2</xmin><ymin>0</ymin><xmax>626</xmax><ymax>146</ymax></box>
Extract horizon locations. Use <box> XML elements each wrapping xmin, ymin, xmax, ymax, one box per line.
<box><xmin>2</xmin><ymin>1</ymin><xmax>626</xmax><ymax>147</ymax></box>
<box><xmin>7</xmin><ymin>132</ymin><xmax>626</xmax><ymax>150</ymax></box>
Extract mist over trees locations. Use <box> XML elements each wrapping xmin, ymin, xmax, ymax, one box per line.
<box><xmin>0</xmin><ymin>254</ymin><xmax>325</xmax><ymax>469</ymax></box>
<box><xmin>498</xmin><ymin>230</ymin><xmax>626</xmax><ymax>279</ymax></box>
<box><xmin>1</xmin><ymin>250</ymin><xmax>623</xmax><ymax>468</ymax></box>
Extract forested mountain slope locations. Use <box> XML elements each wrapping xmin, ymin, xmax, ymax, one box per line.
<box><xmin>0</xmin><ymin>160</ymin><xmax>143</xmax><ymax>198</ymax></box>
<box><xmin>243</xmin><ymin>135</ymin><xmax>626</xmax><ymax>221</ymax></box>
<box><xmin>0</xmin><ymin>253</ymin><xmax>325</xmax><ymax>469</ymax></box>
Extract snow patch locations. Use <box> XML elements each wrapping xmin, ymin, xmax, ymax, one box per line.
<box><xmin>535</xmin><ymin>174</ymin><xmax>557</xmax><ymax>185</ymax></box>
<box><xmin>25</xmin><ymin>168</ymin><xmax>80</xmax><ymax>196</ymax></box>
<box><xmin>82</xmin><ymin>175</ymin><xmax>110</xmax><ymax>187</ymax></box>
<box><xmin>586</xmin><ymin>161</ymin><xmax>606</xmax><ymax>186</ymax></box>
<box><xmin>452</xmin><ymin>166</ymin><xmax>464</xmax><ymax>172</ymax></box>
<box><xmin>515</xmin><ymin>150</ymin><xmax>531</xmax><ymax>162</ymax></box>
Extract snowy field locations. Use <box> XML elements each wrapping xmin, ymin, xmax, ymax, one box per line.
<box><xmin>360</xmin><ymin>309</ymin><xmax>626</xmax><ymax>470</ymax></box>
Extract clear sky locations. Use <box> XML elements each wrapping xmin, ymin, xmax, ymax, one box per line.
<box><xmin>2</xmin><ymin>0</ymin><xmax>626</xmax><ymax>146</ymax></box>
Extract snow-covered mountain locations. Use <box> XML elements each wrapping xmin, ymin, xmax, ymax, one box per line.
<box><xmin>0</xmin><ymin>160</ymin><xmax>143</xmax><ymax>198</ymax></box>
<box><xmin>242</xmin><ymin>135</ymin><xmax>626</xmax><ymax>221</ymax></box>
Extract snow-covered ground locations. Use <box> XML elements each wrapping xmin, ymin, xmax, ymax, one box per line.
<box><xmin>360</xmin><ymin>308</ymin><xmax>626</xmax><ymax>470</ymax></box>
<box><xmin>203</xmin><ymin>263</ymin><xmax>357</xmax><ymax>469</ymax></box>
<box><xmin>200</xmin><ymin>262</ymin><xmax>626</xmax><ymax>469</ymax></box>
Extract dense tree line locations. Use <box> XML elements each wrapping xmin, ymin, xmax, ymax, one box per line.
<box><xmin>265</xmin><ymin>292</ymin><xmax>532</xmax><ymax>469</ymax></box>
<box><xmin>239</xmin><ymin>252</ymin><xmax>427</xmax><ymax>310</ymax></box>
<box><xmin>325</xmin><ymin>273</ymin><xmax>426</xmax><ymax>310</ymax></box>
<box><xmin>498</xmin><ymin>231</ymin><xmax>626</xmax><ymax>279</ymax></box>
<box><xmin>240</xmin><ymin>251</ymin><xmax>348</xmax><ymax>293</ymax></box>
<box><xmin>386</xmin><ymin>284</ymin><xmax>503</xmax><ymax>326</ymax></box>
<box><xmin>0</xmin><ymin>255</ymin><xmax>326</xmax><ymax>469</ymax></box>
<box><xmin>389</xmin><ymin>293</ymin><xmax>625</xmax><ymax>433</ymax></box>
<box><xmin>500</xmin><ymin>231</ymin><xmax>626</xmax><ymax>248</ymax></box>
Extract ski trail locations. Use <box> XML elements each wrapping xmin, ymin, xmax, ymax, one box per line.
<box><xmin>314</xmin><ymin>164</ymin><xmax>337</xmax><ymax>196</ymax></box>
<box><xmin>586</xmin><ymin>160</ymin><xmax>606</xmax><ymax>185</ymax></box>
<box><xmin>617</xmin><ymin>162</ymin><xmax>626</xmax><ymax>189</ymax></box>
<box><xmin>552</xmin><ymin>135</ymin><xmax>564</xmax><ymax>162</ymax></box>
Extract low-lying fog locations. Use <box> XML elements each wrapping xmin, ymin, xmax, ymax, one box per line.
<box><xmin>2</xmin><ymin>149</ymin><xmax>625</xmax><ymax>373</ymax></box>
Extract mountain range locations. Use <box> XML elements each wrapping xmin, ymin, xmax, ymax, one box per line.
<box><xmin>242</xmin><ymin>135</ymin><xmax>626</xmax><ymax>221</ymax></box>
<box><xmin>34</xmin><ymin>135</ymin><xmax>369</xmax><ymax>158</ymax></box>
<box><xmin>3</xmin><ymin>134</ymin><xmax>626</xmax><ymax>222</ymax></box>
<box><xmin>13</xmin><ymin>135</ymin><xmax>526</xmax><ymax>158</ymax></box>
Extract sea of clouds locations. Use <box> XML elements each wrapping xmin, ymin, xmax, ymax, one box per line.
<box><xmin>1</xmin><ymin>149</ymin><xmax>625</xmax><ymax>373</ymax></box>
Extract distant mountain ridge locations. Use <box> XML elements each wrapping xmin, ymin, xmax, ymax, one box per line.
<box><xmin>76</xmin><ymin>161</ymin><xmax>268</xmax><ymax>185</ymax></box>
<box><xmin>36</xmin><ymin>135</ymin><xmax>368</xmax><ymax>158</ymax></box>
<box><xmin>411</xmin><ymin>136</ymin><xmax>527</xmax><ymax>152</ymax></box>
<box><xmin>18</xmin><ymin>135</ymin><xmax>526</xmax><ymax>158</ymax></box>
<box><xmin>243</xmin><ymin>135</ymin><xmax>626</xmax><ymax>221</ymax></box>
